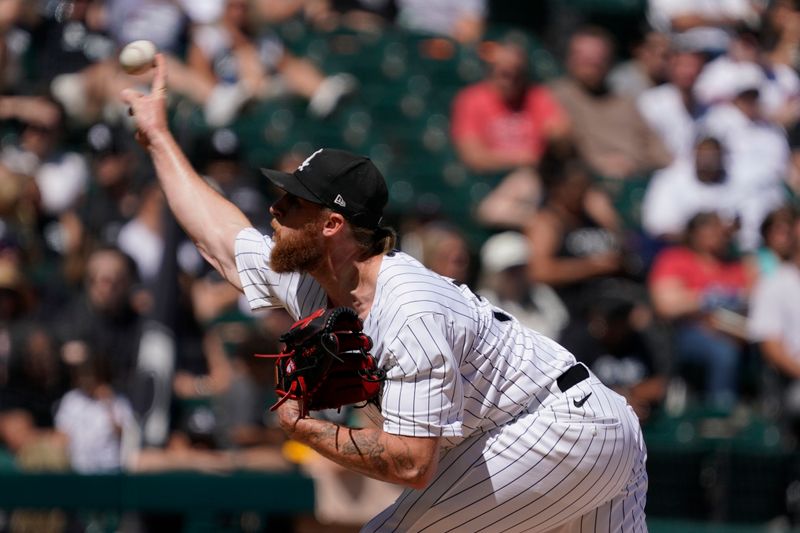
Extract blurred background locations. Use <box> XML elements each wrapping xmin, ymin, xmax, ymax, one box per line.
<box><xmin>2</xmin><ymin>0</ymin><xmax>800</xmax><ymax>531</ymax></box>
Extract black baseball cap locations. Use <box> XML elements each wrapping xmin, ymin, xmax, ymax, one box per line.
<box><xmin>261</xmin><ymin>148</ymin><xmax>388</xmax><ymax>229</ymax></box>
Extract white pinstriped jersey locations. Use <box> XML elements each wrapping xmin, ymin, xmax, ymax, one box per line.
<box><xmin>235</xmin><ymin>227</ymin><xmax>648</xmax><ymax>532</ymax></box>
<box><xmin>235</xmin><ymin>228</ymin><xmax>576</xmax><ymax>447</ymax></box>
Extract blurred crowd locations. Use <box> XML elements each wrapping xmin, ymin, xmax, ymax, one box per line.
<box><xmin>3</xmin><ymin>0</ymin><xmax>800</xmax><ymax>528</ymax></box>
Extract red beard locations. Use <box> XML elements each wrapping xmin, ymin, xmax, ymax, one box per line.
<box><xmin>270</xmin><ymin>219</ymin><xmax>324</xmax><ymax>273</ymax></box>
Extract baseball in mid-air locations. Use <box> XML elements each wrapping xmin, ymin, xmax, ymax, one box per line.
<box><xmin>119</xmin><ymin>40</ymin><xmax>157</xmax><ymax>75</ymax></box>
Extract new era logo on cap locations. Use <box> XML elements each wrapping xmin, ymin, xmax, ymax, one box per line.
<box><xmin>261</xmin><ymin>148</ymin><xmax>388</xmax><ymax>229</ymax></box>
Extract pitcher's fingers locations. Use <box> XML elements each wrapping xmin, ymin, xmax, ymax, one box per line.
<box><xmin>152</xmin><ymin>53</ymin><xmax>167</xmax><ymax>95</ymax></box>
<box><xmin>120</xmin><ymin>88</ymin><xmax>142</xmax><ymax>106</ymax></box>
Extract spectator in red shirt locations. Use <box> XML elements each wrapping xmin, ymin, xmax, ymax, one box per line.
<box><xmin>451</xmin><ymin>43</ymin><xmax>570</xmax><ymax>174</ymax></box>
<box><xmin>649</xmin><ymin>212</ymin><xmax>753</xmax><ymax>409</ymax></box>
<box><xmin>452</xmin><ymin>42</ymin><xmax>570</xmax><ymax>228</ymax></box>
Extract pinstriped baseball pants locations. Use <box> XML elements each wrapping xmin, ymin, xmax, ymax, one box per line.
<box><xmin>362</xmin><ymin>376</ymin><xmax>648</xmax><ymax>533</ymax></box>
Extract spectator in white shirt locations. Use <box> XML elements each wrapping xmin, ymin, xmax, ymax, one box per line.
<box><xmin>638</xmin><ymin>47</ymin><xmax>708</xmax><ymax>159</ymax></box>
<box><xmin>701</xmin><ymin>70</ymin><xmax>792</xmax><ymax>251</ymax></box>
<box><xmin>55</xmin><ymin>354</ymin><xmax>137</xmax><ymax>473</ymax></box>
<box><xmin>642</xmin><ymin>135</ymin><xmax>738</xmax><ymax>241</ymax></box>
<box><xmin>748</xmin><ymin>229</ymin><xmax>800</xmax><ymax>428</ymax></box>
<box><xmin>694</xmin><ymin>27</ymin><xmax>800</xmax><ymax>127</ymax></box>
<box><xmin>477</xmin><ymin>231</ymin><xmax>569</xmax><ymax>339</ymax></box>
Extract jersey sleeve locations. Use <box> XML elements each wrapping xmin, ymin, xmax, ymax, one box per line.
<box><xmin>380</xmin><ymin>314</ymin><xmax>464</xmax><ymax>438</ymax></box>
<box><xmin>234</xmin><ymin>227</ymin><xmax>326</xmax><ymax>318</ymax></box>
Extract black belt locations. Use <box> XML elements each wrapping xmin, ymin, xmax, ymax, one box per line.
<box><xmin>556</xmin><ymin>364</ymin><xmax>589</xmax><ymax>393</ymax></box>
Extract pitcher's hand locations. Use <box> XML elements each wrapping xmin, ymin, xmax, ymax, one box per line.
<box><xmin>120</xmin><ymin>53</ymin><xmax>168</xmax><ymax>149</ymax></box>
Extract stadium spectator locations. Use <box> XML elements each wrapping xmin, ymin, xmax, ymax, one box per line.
<box><xmin>54</xmin><ymin>247</ymin><xmax>143</xmax><ymax>396</ymax></box>
<box><xmin>646</xmin><ymin>0</ymin><xmax>763</xmax><ymax>55</ymax></box>
<box><xmin>188</xmin><ymin>0</ymin><xmax>356</xmax><ymax>122</ymax></box>
<box><xmin>54</xmin><ymin>352</ymin><xmax>137</xmax><ymax>473</ymax></box>
<box><xmin>116</xmin><ymin>182</ymin><xmax>164</xmax><ymax>286</ymax></box>
<box><xmin>749</xmin><ymin>205</ymin><xmax>797</xmax><ymax>279</ymax></box>
<box><xmin>106</xmin><ymin>0</ymin><xmax>187</xmax><ymax>54</ymax></box>
<box><xmin>608</xmin><ymin>27</ymin><xmax>670</xmax><ymax>98</ymax></box>
<box><xmin>477</xmin><ymin>231</ymin><xmax>568</xmax><ymax>339</ymax></box>
<box><xmin>649</xmin><ymin>212</ymin><xmax>752</xmax><ymax>409</ymax></box>
<box><xmin>748</xmin><ymin>223</ymin><xmax>800</xmax><ymax>431</ymax></box>
<box><xmin>451</xmin><ymin>42</ymin><xmax>570</xmax><ymax>175</ymax></box>
<box><xmin>700</xmin><ymin>66</ymin><xmax>792</xmax><ymax>251</ymax></box>
<box><xmin>395</xmin><ymin>0</ymin><xmax>486</xmax><ymax>44</ymax></box>
<box><xmin>760</xmin><ymin>0</ymin><xmax>800</xmax><ymax>69</ymax></box>
<box><xmin>1</xmin><ymin>325</ymin><xmax>65</xmax><ymax>429</ymax></box>
<box><xmin>524</xmin><ymin>148</ymin><xmax>626</xmax><ymax>318</ymax></box>
<box><xmin>550</xmin><ymin>26</ymin><xmax>672</xmax><ymax>179</ymax></box>
<box><xmin>195</xmin><ymin>129</ymin><xmax>271</xmax><ymax>233</ymax></box>
<box><xmin>638</xmin><ymin>47</ymin><xmax>708</xmax><ymax>160</ymax></box>
<box><xmin>79</xmin><ymin>123</ymin><xmax>143</xmax><ymax>248</ymax></box>
<box><xmin>402</xmin><ymin>221</ymin><xmax>471</xmax><ymax>285</ymax></box>
<box><xmin>0</xmin><ymin>97</ymin><xmax>88</xmax><ymax>220</ymax></box>
<box><xmin>694</xmin><ymin>26</ymin><xmax>800</xmax><ymax>128</ymax></box>
<box><xmin>210</xmin><ymin>330</ymin><xmax>284</xmax><ymax>450</ymax></box>
<box><xmin>641</xmin><ymin>135</ymin><xmax>738</xmax><ymax>241</ymax></box>
<box><xmin>29</xmin><ymin>0</ymin><xmax>115</xmax><ymax>90</ymax></box>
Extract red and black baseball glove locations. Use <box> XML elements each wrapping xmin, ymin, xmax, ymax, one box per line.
<box><xmin>256</xmin><ymin>307</ymin><xmax>385</xmax><ymax>417</ymax></box>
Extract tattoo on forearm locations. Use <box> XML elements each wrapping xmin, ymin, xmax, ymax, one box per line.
<box><xmin>343</xmin><ymin>429</ymin><xmax>389</xmax><ymax>476</ymax></box>
<box><xmin>308</xmin><ymin>423</ymin><xmax>337</xmax><ymax>449</ymax></box>
<box><xmin>301</xmin><ymin>420</ymin><xmax>419</xmax><ymax>481</ymax></box>
<box><xmin>391</xmin><ymin>440</ymin><xmax>416</xmax><ymax>473</ymax></box>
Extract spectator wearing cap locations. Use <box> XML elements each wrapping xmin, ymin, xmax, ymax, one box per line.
<box><xmin>550</xmin><ymin>26</ymin><xmax>672</xmax><ymax>180</ymax></box>
<box><xmin>638</xmin><ymin>47</ymin><xmax>708</xmax><ymax>160</ymax></box>
<box><xmin>642</xmin><ymin>135</ymin><xmax>738</xmax><ymax>241</ymax></box>
<box><xmin>700</xmin><ymin>64</ymin><xmax>792</xmax><ymax>251</ymax></box>
<box><xmin>694</xmin><ymin>27</ymin><xmax>800</xmax><ymax>127</ymax></box>
<box><xmin>477</xmin><ymin>231</ymin><xmax>568</xmax><ymax>339</ymax></box>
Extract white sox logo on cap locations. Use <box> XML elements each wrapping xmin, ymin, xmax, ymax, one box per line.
<box><xmin>261</xmin><ymin>147</ymin><xmax>387</xmax><ymax>229</ymax></box>
<box><xmin>298</xmin><ymin>148</ymin><xmax>324</xmax><ymax>172</ymax></box>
